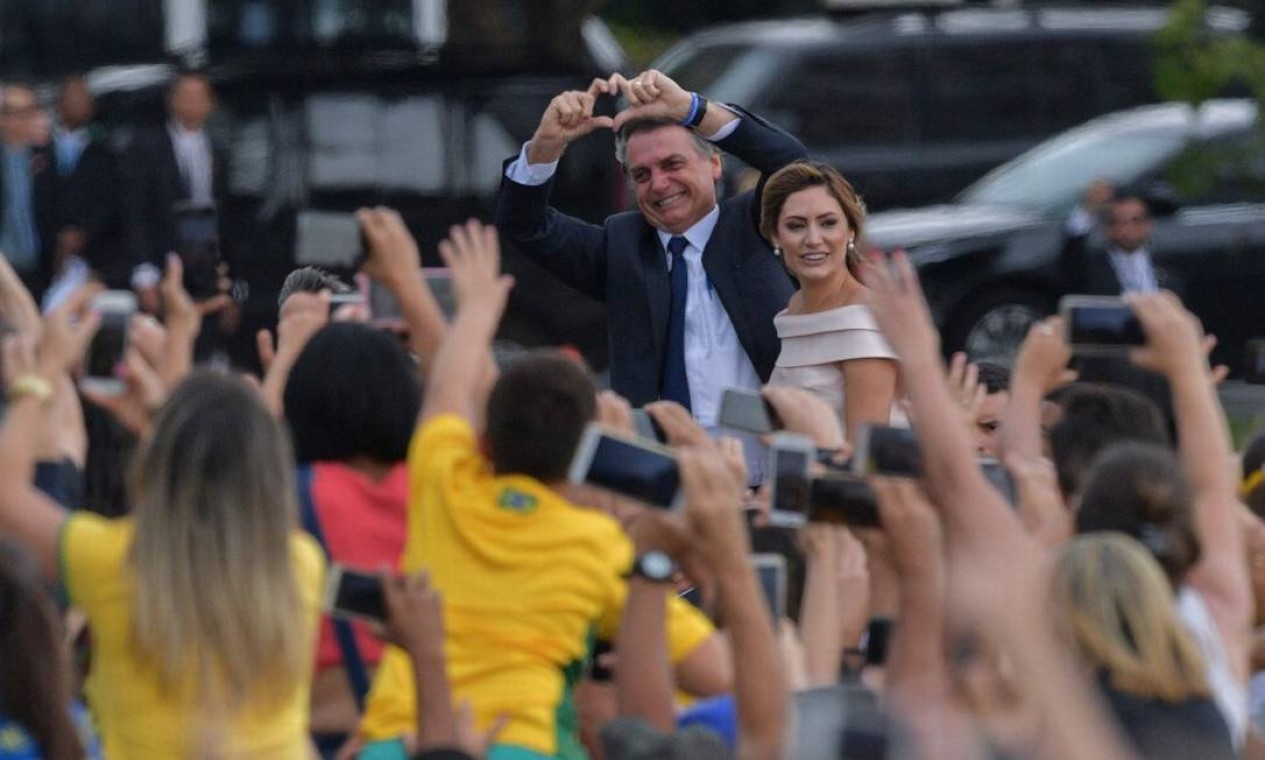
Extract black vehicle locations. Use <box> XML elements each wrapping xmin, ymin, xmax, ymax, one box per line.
<box><xmin>654</xmin><ymin>5</ymin><xmax>1251</xmax><ymax>210</ymax></box>
<box><xmin>864</xmin><ymin>98</ymin><xmax>1265</xmax><ymax>373</ymax></box>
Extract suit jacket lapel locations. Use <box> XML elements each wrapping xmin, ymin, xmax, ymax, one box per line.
<box><xmin>702</xmin><ymin>207</ymin><xmax>756</xmax><ymax>359</ymax></box>
<box><xmin>640</xmin><ymin>224</ymin><xmax>670</xmax><ymax>360</ymax></box>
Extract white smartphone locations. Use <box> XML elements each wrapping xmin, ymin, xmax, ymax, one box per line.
<box><xmin>80</xmin><ymin>290</ymin><xmax>137</xmax><ymax>396</ymax></box>
<box><xmin>568</xmin><ymin>424</ymin><xmax>683</xmax><ymax>510</ymax></box>
<box><xmin>766</xmin><ymin>432</ymin><xmax>815</xmax><ymax>528</ymax></box>
<box><xmin>751</xmin><ymin>553</ymin><xmax>788</xmax><ymax>621</ymax></box>
<box><xmin>322</xmin><ymin>564</ymin><xmax>387</xmax><ymax>624</ymax></box>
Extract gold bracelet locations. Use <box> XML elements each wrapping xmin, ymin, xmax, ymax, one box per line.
<box><xmin>7</xmin><ymin>374</ymin><xmax>53</xmax><ymax>404</ymax></box>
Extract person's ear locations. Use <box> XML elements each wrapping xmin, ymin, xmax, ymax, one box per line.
<box><xmin>709</xmin><ymin>151</ymin><xmax>722</xmax><ymax>182</ymax></box>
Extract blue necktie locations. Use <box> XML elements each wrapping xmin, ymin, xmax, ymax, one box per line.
<box><xmin>662</xmin><ymin>236</ymin><xmax>691</xmax><ymax>411</ymax></box>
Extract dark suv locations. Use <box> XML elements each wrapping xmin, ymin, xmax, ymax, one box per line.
<box><xmin>864</xmin><ymin>98</ymin><xmax>1265</xmax><ymax>373</ymax></box>
<box><xmin>654</xmin><ymin>6</ymin><xmax>1251</xmax><ymax>210</ymax></box>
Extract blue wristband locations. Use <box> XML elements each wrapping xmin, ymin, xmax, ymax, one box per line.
<box><xmin>681</xmin><ymin>92</ymin><xmax>701</xmax><ymax>128</ymax></box>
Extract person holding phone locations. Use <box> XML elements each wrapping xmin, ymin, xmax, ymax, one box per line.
<box><xmin>0</xmin><ymin>290</ymin><xmax>325</xmax><ymax>757</ymax></box>
<box><xmin>760</xmin><ymin>161</ymin><xmax>898</xmax><ymax>444</ymax></box>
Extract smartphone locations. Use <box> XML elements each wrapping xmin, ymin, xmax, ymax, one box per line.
<box><xmin>80</xmin><ymin>290</ymin><xmax>137</xmax><ymax>396</ymax></box>
<box><xmin>568</xmin><ymin>424</ymin><xmax>683</xmax><ymax>510</ymax></box>
<box><xmin>767</xmin><ymin>433</ymin><xmax>815</xmax><ymax>528</ymax></box>
<box><xmin>809</xmin><ymin>475</ymin><xmax>880</xmax><ymax>527</ymax></box>
<box><xmin>322</xmin><ymin>564</ymin><xmax>387</xmax><ymax>624</ymax></box>
<box><xmin>295</xmin><ymin>210</ymin><xmax>367</xmax><ymax>271</ymax></box>
<box><xmin>979</xmin><ymin>457</ymin><xmax>1017</xmax><ymax>507</ymax></box>
<box><xmin>328</xmin><ymin>292</ymin><xmax>365</xmax><ymax>316</ymax></box>
<box><xmin>172</xmin><ymin>203</ymin><xmax>220</xmax><ymax>299</ymax></box>
<box><xmin>630</xmin><ymin>409</ymin><xmax>667</xmax><ymax>444</ymax></box>
<box><xmin>852</xmin><ymin>425</ymin><xmax>921</xmax><ymax>478</ymax></box>
<box><xmin>864</xmin><ymin>617</ymin><xmax>893</xmax><ymax>666</ymax></box>
<box><xmin>1059</xmin><ymin>295</ymin><xmax>1145</xmax><ymax>355</ymax></box>
<box><xmin>751</xmin><ymin>553</ymin><xmax>787</xmax><ymax>621</ymax></box>
<box><xmin>718</xmin><ymin>387</ymin><xmax>782</xmax><ymax>435</ymax></box>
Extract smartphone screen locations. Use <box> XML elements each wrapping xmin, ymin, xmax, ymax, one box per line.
<box><xmin>82</xmin><ymin>291</ymin><xmax>136</xmax><ymax>394</ymax></box>
<box><xmin>854</xmin><ymin>425</ymin><xmax>921</xmax><ymax>478</ymax></box>
<box><xmin>574</xmin><ymin>429</ymin><xmax>681</xmax><ymax>510</ymax></box>
<box><xmin>173</xmin><ymin>205</ymin><xmax>220</xmax><ymax>298</ymax></box>
<box><xmin>865</xmin><ymin>618</ymin><xmax>893</xmax><ymax>666</ymax></box>
<box><xmin>768</xmin><ymin>437</ymin><xmax>812</xmax><ymax>526</ymax></box>
<box><xmin>1061</xmin><ymin>296</ymin><xmax>1145</xmax><ymax>351</ymax></box>
<box><xmin>752</xmin><ymin>554</ymin><xmax>787</xmax><ymax>621</ymax></box>
<box><xmin>809</xmin><ymin>476</ymin><xmax>879</xmax><ymax>527</ymax></box>
<box><xmin>327</xmin><ymin>566</ymin><xmax>387</xmax><ymax>623</ymax></box>
<box><xmin>718</xmin><ymin>388</ymin><xmax>781</xmax><ymax>434</ymax></box>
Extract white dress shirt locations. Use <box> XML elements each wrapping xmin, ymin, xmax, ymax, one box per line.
<box><xmin>167</xmin><ymin>120</ymin><xmax>214</xmax><ymax>206</ymax></box>
<box><xmin>1107</xmin><ymin>246</ymin><xmax>1158</xmax><ymax>293</ymax></box>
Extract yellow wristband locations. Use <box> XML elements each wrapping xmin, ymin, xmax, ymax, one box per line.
<box><xmin>7</xmin><ymin>374</ymin><xmax>53</xmax><ymax>405</ymax></box>
<box><xmin>1242</xmin><ymin>468</ymin><xmax>1265</xmax><ymax>500</ymax></box>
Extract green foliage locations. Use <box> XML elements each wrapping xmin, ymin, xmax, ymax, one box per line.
<box><xmin>1154</xmin><ymin>0</ymin><xmax>1265</xmax><ymax>104</ymax></box>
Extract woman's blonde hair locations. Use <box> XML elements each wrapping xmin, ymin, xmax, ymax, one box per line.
<box><xmin>1052</xmin><ymin>533</ymin><xmax>1209</xmax><ymax>703</ymax></box>
<box><xmin>760</xmin><ymin>161</ymin><xmax>867</xmax><ymax>279</ymax></box>
<box><xmin>128</xmin><ymin>371</ymin><xmax>304</xmax><ymax>712</ymax></box>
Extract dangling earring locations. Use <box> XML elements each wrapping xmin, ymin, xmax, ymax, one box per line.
<box><xmin>773</xmin><ymin>246</ymin><xmax>782</xmax><ymax>258</ymax></box>
<box><xmin>847</xmin><ymin>238</ymin><xmax>857</xmax><ymax>257</ymax></box>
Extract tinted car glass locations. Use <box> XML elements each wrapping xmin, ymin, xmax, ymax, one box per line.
<box><xmin>767</xmin><ymin>50</ymin><xmax>917</xmax><ymax>146</ymax></box>
<box><xmin>923</xmin><ymin>42</ymin><xmax>1036</xmax><ymax>141</ymax></box>
<box><xmin>960</xmin><ymin>127</ymin><xmax>1187</xmax><ymax>214</ymax></box>
<box><xmin>0</xmin><ymin>0</ymin><xmax>165</xmax><ymax>77</ymax></box>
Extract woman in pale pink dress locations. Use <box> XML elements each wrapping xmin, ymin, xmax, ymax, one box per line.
<box><xmin>760</xmin><ymin>161</ymin><xmax>898</xmax><ymax>443</ymax></box>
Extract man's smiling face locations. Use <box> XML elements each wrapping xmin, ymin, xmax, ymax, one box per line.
<box><xmin>624</xmin><ymin>125</ymin><xmax>722</xmax><ymax>235</ymax></box>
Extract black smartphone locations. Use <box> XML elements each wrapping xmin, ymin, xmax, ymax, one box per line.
<box><xmin>80</xmin><ymin>290</ymin><xmax>137</xmax><ymax>396</ymax></box>
<box><xmin>172</xmin><ymin>203</ymin><xmax>221</xmax><ymax>299</ymax></box>
<box><xmin>322</xmin><ymin>565</ymin><xmax>387</xmax><ymax>623</ymax></box>
<box><xmin>631</xmin><ymin>409</ymin><xmax>668</xmax><ymax>443</ymax></box>
<box><xmin>864</xmin><ymin>618</ymin><xmax>893</xmax><ymax>666</ymax></box>
<box><xmin>767</xmin><ymin>433</ymin><xmax>814</xmax><ymax>527</ymax></box>
<box><xmin>1060</xmin><ymin>295</ymin><xmax>1145</xmax><ymax>354</ymax></box>
<box><xmin>718</xmin><ymin>387</ymin><xmax>782</xmax><ymax>435</ymax></box>
<box><xmin>589</xmin><ymin>639</ymin><xmax>614</xmax><ymax>683</ymax></box>
<box><xmin>752</xmin><ymin>554</ymin><xmax>787</xmax><ymax>621</ymax></box>
<box><xmin>295</xmin><ymin>210</ymin><xmax>367</xmax><ymax>271</ymax></box>
<box><xmin>568</xmin><ymin>424</ymin><xmax>682</xmax><ymax>510</ymax></box>
<box><xmin>809</xmin><ymin>475</ymin><xmax>880</xmax><ymax>527</ymax></box>
<box><xmin>852</xmin><ymin>425</ymin><xmax>921</xmax><ymax>478</ymax></box>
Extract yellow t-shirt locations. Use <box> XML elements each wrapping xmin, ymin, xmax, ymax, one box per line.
<box><xmin>59</xmin><ymin>512</ymin><xmax>325</xmax><ymax>759</ymax></box>
<box><xmin>359</xmin><ymin>415</ymin><xmax>715</xmax><ymax>754</ymax></box>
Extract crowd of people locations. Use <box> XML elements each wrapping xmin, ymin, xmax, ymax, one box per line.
<box><xmin>1</xmin><ymin>63</ymin><xmax>1265</xmax><ymax>760</ymax></box>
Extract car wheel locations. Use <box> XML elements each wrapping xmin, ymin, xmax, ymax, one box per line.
<box><xmin>946</xmin><ymin>288</ymin><xmax>1053</xmax><ymax>364</ymax></box>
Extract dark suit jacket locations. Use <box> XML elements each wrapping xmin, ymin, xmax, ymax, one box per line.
<box><xmin>33</xmin><ymin>133</ymin><xmax>128</xmax><ymax>287</ymax></box>
<box><xmin>494</xmin><ymin>107</ymin><xmax>806</xmax><ymax>406</ymax></box>
<box><xmin>124</xmin><ymin>125</ymin><xmax>226</xmax><ymax>275</ymax></box>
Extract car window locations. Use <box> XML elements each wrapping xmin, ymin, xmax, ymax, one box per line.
<box><xmin>1038</xmin><ymin>42</ymin><xmax>1100</xmax><ymax>134</ymax></box>
<box><xmin>923</xmin><ymin>42</ymin><xmax>1037</xmax><ymax>141</ymax></box>
<box><xmin>765</xmin><ymin>50</ymin><xmax>917</xmax><ymax>146</ymax></box>
<box><xmin>1158</xmin><ymin>127</ymin><xmax>1265</xmax><ymax>205</ymax></box>
<box><xmin>960</xmin><ymin>126</ymin><xmax>1186</xmax><ymax>214</ymax></box>
<box><xmin>659</xmin><ymin>42</ymin><xmax>782</xmax><ymax>106</ymax></box>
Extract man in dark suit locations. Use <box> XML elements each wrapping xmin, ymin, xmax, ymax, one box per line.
<box><xmin>495</xmin><ymin>69</ymin><xmax>805</xmax><ymax>433</ymax></box>
<box><xmin>0</xmin><ymin>83</ymin><xmax>46</xmax><ymax>297</ymax></box>
<box><xmin>124</xmin><ymin>71</ymin><xmax>228</xmax><ymax>316</ymax></box>
<box><xmin>35</xmin><ymin>76</ymin><xmax>127</xmax><ymax>306</ymax></box>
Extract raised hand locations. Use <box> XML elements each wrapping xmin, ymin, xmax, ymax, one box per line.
<box><xmin>610</xmin><ymin>70</ymin><xmax>693</xmax><ymax>132</ymax></box>
<box><xmin>39</xmin><ymin>285</ymin><xmax>102</xmax><ymax>378</ymax></box>
<box><xmin>1126</xmin><ymin>291</ymin><xmax>1208</xmax><ymax>382</ymax></box>
<box><xmin>1013</xmin><ymin>317</ymin><xmax>1075</xmax><ymax>395</ymax></box>
<box><xmin>438</xmin><ymin>220</ymin><xmax>513</xmax><ymax>323</ymax></box>
<box><xmin>761</xmin><ymin>385</ymin><xmax>847</xmax><ymax>451</ymax></box>
<box><xmin>359</xmin><ymin>207</ymin><xmax>421</xmax><ymax>290</ymax></box>
<box><xmin>860</xmin><ymin>251</ymin><xmax>941</xmax><ymax>368</ymax></box>
<box><xmin>528</xmin><ymin>78</ymin><xmax>617</xmax><ymax>164</ymax></box>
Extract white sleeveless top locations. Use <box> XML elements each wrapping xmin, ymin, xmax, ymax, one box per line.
<box><xmin>767</xmin><ymin>304</ymin><xmax>901</xmax><ymax>430</ymax></box>
<box><xmin>1177</xmin><ymin>586</ymin><xmax>1249</xmax><ymax>749</ymax></box>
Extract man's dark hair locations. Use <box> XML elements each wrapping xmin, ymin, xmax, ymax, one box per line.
<box><xmin>1075</xmin><ymin>441</ymin><xmax>1200</xmax><ymax>589</ymax></box>
<box><xmin>614</xmin><ymin>117</ymin><xmax>716</xmax><ymax>169</ymax></box>
<box><xmin>1106</xmin><ymin>188</ymin><xmax>1152</xmax><ymax>218</ymax></box>
<box><xmin>283</xmin><ymin>322</ymin><xmax>421</xmax><ymax>463</ymax></box>
<box><xmin>168</xmin><ymin>69</ymin><xmax>213</xmax><ymax>96</ymax></box>
<box><xmin>485</xmin><ymin>350</ymin><xmax>596</xmax><ymax>482</ymax></box>
<box><xmin>1049</xmin><ymin>383</ymin><xmax>1169</xmax><ymax>499</ymax></box>
<box><xmin>975</xmin><ymin>362</ymin><xmax>1010</xmax><ymax>394</ymax></box>
<box><xmin>277</xmin><ymin>266</ymin><xmax>353</xmax><ymax>309</ymax></box>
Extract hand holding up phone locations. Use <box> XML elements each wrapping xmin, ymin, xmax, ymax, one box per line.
<box><xmin>379</xmin><ymin>570</ymin><xmax>446</xmax><ymax>659</ymax></box>
<box><xmin>1123</xmin><ymin>291</ymin><xmax>1210</xmax><ymax>382</ymax></box>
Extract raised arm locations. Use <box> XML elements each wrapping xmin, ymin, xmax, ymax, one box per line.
<box><xmin>421</xmin><ymin>221</ymin><xmax>513</xmax><ymax>427</ymax></box>
<box><xmin>1001</xmin><ymin>317</ymin><xmax>1075</xmax><ymax>464</ymax></box>
<box><xmin>358</xmin><ymin>207</ymin><xmax>449</xmax><ymax>375</ymax></box>
<box><xmin>1128</xmin><ymin>292</ymin><xmax>1251</xmax><ymax>680</ymax></box>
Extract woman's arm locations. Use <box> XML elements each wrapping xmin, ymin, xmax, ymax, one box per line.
<box><xmin>841</xmin><ymin>357</ymin><xmax>897</xmax><ymax>444</ymax></box>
